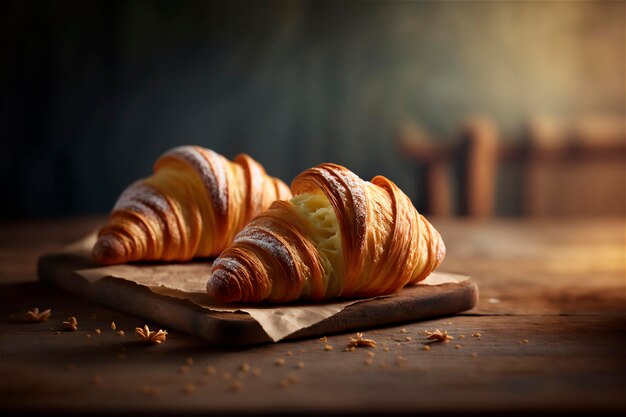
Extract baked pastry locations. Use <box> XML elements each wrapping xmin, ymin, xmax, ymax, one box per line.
<box><xmin>206</xmin><ymin>163</ymin><xmax>445</xmax><ymax>303</ymax></box>
<box><xmin>93</xmin><ymin>146</ymin><xmax>291</xmax><ymax>265</ymax></box>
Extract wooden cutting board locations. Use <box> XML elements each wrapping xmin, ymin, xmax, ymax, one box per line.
<box><xmin>37</xmin><ymin>254</ymin><xmax>478</xmax><ymax>346</ymax></box>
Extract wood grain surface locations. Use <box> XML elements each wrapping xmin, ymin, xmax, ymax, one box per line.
<box><xmin>1</xmin><ymin>217</ymin><xmax>625</xmax><ymax>415</ymax></box>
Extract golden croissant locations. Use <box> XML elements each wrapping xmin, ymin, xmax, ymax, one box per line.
<box><xmin>206</xmin><ymin>163</ymin><xmax>445</xmax><ymax>303</ymax></box>
<box><xmin>93</xmin><ymin>146</ymin><xmax>291</xmax><ymax>265</ymax></box>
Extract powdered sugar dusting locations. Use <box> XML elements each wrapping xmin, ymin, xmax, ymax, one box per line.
<box><xmin>235</xmin><ymin>226</ymin><xmax>297</xmax><ymax>281</ymax></box>
<box><xmin>164</xmin><ymin>146</ymin><xmax>228</xmax><ymax>219</ymax></box>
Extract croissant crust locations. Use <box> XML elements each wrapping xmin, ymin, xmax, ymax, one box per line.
<box><xmin>207</xmin><ymin>163</ymin><xmax>445</xmax><ymax>303</ymax></box>
<box><xmin>93</xmin><ymin>146</ymin><xmax>291</xmax><ymax>265</ymax></box>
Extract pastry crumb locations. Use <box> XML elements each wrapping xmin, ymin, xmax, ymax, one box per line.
<box><xmin>275</xmin><ymin>358</ymin><xmax>286</xmax><ymax>366</ymax></box>
<box><xmin>287</xmin><ymin>374</ymin><xmax>300</xmax><ymax>384</ymax></box>
<box><xmin>251</xmin><ymin>367</ymin><xmax>262</xmax><ymax>377</ymax></box>
<box><xmin>364</xmin><ymin>358</ymin><xmax>373</xmax><ymax>366</ymax></box>
<box><xmin>135</xmin><ymin>325</ymin><xmax>167</xmax><ymax>345</ymax></box>
<box><xmin>522</xmin><ymin>339</ymin><xmax>529</xmax><ymax>344</ymax></box>
<box><xmin>319</xmin><ymin>336</ymin><xmax>328</xmax><ymax>343</ymax></box>
<box><xmin>455</xmin><ymin>344</ymin><xmax>463</xmax><ymax>349</ymax></box>
<box><xmin>422</xmin><ymin>345</ymin><xmax>431</xmax><ymax>351</ymax></box>
<box><xmin>324</xmin><ymin>345</ymin><xmax>334</xmax><ymax>351</ymax></box>
<box><xmin>94</xmin><ymin>328</ymin><xmax>101</xmax><ymax>335</ymax></box>
<box><xmin>400</xmin><ymin>328</ymin><xmax>407</xmax><ymax>334</ymax></box>
<box><xmin>183</xmin><ymin>383</ymin><xmax>196</xmax><ymax>394</ymax></box>
<box><xmin>206</xmin><ymin>366</ymin><xmax>216</xmax><ymax>375</ymax></box>
<box><xmin>347</xmin><ymin>332</ymin><xmax>377</xmax><ymax>349</ymax></box>
<box><xmin>62</xmin><ymin>316</ymin><xmax>78</xmax><ymax>331</ymax></box>
<box><xmin>295</xmin><ymin>361</ymin><xmax>305</xmax><ymax>369</ymax></box>
<box><xmin>367</xmin><ymin>351</ymin><xmax>375</xmax><ymax>358</ymax></box>
<box><xmin>426</xmin><ymin>329</ymin><xmax>453</xmax><ymax>343</ymax></box>
<box><xmin>240</xmin><ymin>363</ymin><xmax>250</xmax><ymax>373</ymax></box>
<box><xmin>471</xmin><ymin>352</ymin><xmax>478</xmax><ymax>358</ymax></box>
<box><xmin>24</xmin><ymin>308</ymin><xmax>51</xmax><ymax>323</ymax></box>
<box><xmin>405</xmin><ymin>336</ymin><xmax>412</xmax><ymax>342</ymax></box>
<box><xmin>472</xmin><ymin>332</ymin><xmax>481</xmax><ymax>338</ymax></box>
<box><xmin>117</xmin><ymin>330</ymin><xmax>125</xmax><ymax>336</ymax></box>
<box><xmin>285</xmin><ymin>350</ymin><xmax>293</xmax><ymax>356</ymax></box>
<box><xmin>110</xmin><ymin>322</ymin><xmax>116</xmax><ymax>331</ymax></box>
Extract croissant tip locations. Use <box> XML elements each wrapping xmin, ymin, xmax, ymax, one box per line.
<box><xmin>92</xmin><ymin>235</ymin><xmax>128</xmax><ymax>265</ymax></box>
<box><xmin>206</xmin><ymin>270</ymin><xmax>242</xmax><ymax>303</ymax></box>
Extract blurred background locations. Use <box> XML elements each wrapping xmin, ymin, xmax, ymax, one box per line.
<box><xmin>2</xmin><ymin>0</ymin><xmax>624</xmax><ymax>219</ymax></box>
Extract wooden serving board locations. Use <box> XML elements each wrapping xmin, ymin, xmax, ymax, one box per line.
<box><xmin>37</xmin><ymin>254</ymin><xmax>478</xmax><ymax>346</ymax></box>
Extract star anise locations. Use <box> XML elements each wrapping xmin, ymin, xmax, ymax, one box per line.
<box><xmin>135</xmin><ymin>325</ymin><xmax>168</xmax><ymax>345</ymax></box>
<box><xmin>347</xmin><ymin>332</ymin><xmax>377</xmax><ymax>349</ymax></box>
<box><xmin>62</xmin><ymin>316</ymin><xmax>78</xmax><ymax>331</ymax></box>
<box><xmin>426</xmin><ymin>329</ymin><xmax>454</xmax><ymax>343</ymax></box>
<box><xmin>24</xmin><ymin>308</ymin><xmax>52</xmax><ymax>323</ymax></box>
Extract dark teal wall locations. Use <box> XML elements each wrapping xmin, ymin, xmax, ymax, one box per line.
<box><xmin>2</xmin><ymin>0</ymin><xmax>624</xmax><ymax>217</ymax></box>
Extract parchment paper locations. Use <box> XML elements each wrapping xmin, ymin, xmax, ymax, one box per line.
<box><xmin>66</xmin><ymin>233</ymin><xmax>468</xmax><ymax>342</ymax></box>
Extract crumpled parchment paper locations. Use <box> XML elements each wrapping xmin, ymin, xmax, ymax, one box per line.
<box><xmin>67</xmin><ymin>233</ymin><xmax>468</xmax><ymax>342</ymax></box>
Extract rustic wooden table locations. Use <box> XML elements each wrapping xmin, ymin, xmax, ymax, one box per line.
<box><xmin>1</xmin><ymin>217</ymin><xmax>625</xmax><ymax>415</ymax></box>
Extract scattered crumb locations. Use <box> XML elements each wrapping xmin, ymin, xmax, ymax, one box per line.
<box><xmin>110</xmin><ymin>322</ymin><xmax>116</xmax><ymax>331</ymax></box>
<box><xmin>383</xmin><ymin>347</ymin><xmax>390</xmax><ymax>352</ymax></box>
<box><xmin>395</xmin><ymin>355</ymin><xmax>406</xmax><ymax>366</ymax></box>
<box><xmin>522</xmin><ymin>339</ymin><xmax>529</xmax><ymax>344</ymax></box>
<box><xmin>324</xmin><ymin>345</ymin><xmax>334</xmax><ymax>351</ymax></box>
<box><xmin>275</xmin><ymin>358</ymin><xmax>286</xmax><ymax>366</ymax></box>
<box><xmin>426</xmin><ymin>329</ymin><xmax>453</xmax><ymax>343</ymax></box>
<box><xmin>279</xmin><ymin>379</ymin><xmax>290</xmax><ymax>389</ymax></box>
<box><xmin>400</xmin><ymin>328</ymin><xmax>407</xmax><ymax>334</ymax></box>
<box><xmin>295</xmin><ymin>361</ymin><xmax>305</xmax><ymax>369</ymax></box>
<box><xmin>62</xmin><ymin>316</ymin><xmax>78</xmax><ymax>331</ymax></box>
<box><xmin>230</xmin><ymin>380</ymin><xmax>244</xmax><ymax>392</ymax></box>
<box><xmin>379</xmin><ymin>361</ymin><xmax>389</xmax><ymax>369</ymax></box>
<box><xmin>86</xmin><ymin>334</ymin><xmax>92</xmax><ymax>338</ymax></box>
<box><xmin>135</xmin><ymin>325</ymin><xmax>167</xmax><ymax>345</ymax></box>
<box><xmin>117</xmin><ymin>330</ymin><xmax>125</xmax><ymax>336</ymax></box>
<box><xmin>141</xmin><ymin>385</ymin><xmax>161</xmax><ymax>396</ymax></box>
<box><xmin>24</xmin><ymin>308</ymin><xmax>52</xmax><ymax>323</ymax></box>
<box><xmin>287</xmin><ymin>374</ymin><xmax>300</xmax><ymax>384</ymax></box>
<box><xmin>459</xmin><ymin>335</ymin><xmax>465</xmax><ymax>339</ymax></box>
<box><xmin>488</xmin><ymin>298</ymin><xmax>500</xmax><ymax>304</ymax></box>
<box><xmin>364</xmin><ymin>358</ymin><xmax>373</xmax><ymax>366</ymax></box>
<box><xmin>299</xmin><ymin>348</ymin><xmax>307</xmax><ymax>353</ymax></box>
<box><xmin>319</xmin><ymin>336</ymin><xmax>328</xmax><ymax>343</ymax></box>
<box><xmin>472</xmin><ymin>332</ymin><xmax>481</xmax><ymax>338</ymax></box>
<box><xmin>446</xmin><ymin>321</ymin><xmax>453</xmax><ymax>325</ymax></box>
<box><xmin>455</xmin><ymin>344</ymin><xmax>463</xmax><ymax>349</ymax></box>
<box><xmin>345</xmin><ymin>346</ymin><xmax>356</xmax><ymax>352</ymax></box>
<box><xmin>367</xmin><ymin>351</ymin><xmax>375</xmax><ymax>358</ymax></box>
<box><xmin>240</xmin><ymin>363</ymin><xmax>250</xmax><ymax>373</ymax></box>
<box><xmin>179</xmin><ymin>365</ymin><xmax>190</xmax><ymax>374</ymax></box>
<box><xmin>285</xmin><ymin>351</ymin><xmax>293</xmax><ymax>356</ymax></box>
<box><xmin>396</xmin><ymin>342</ymin><xmax>401</xmax><ymax>346</ymax></box>
<box><xmin>91</xmin><ymin>374</ymin><xmax>103</xmax><ymax>385</ymax></box>
<box><xmin>183</xmin><ymin>383</ymin><xmax>195</xmax><ymax>394</ymax></box>
<box><xmin>251</xmin><ymin>367</ymin><xmax>262</xmax><ymax>377</ymax></box>
<box><xmin>206</xmin><ymin>366</ymin><xmax>216</xmax><ymax>375</ymax></box>
<box><xmin>94</xmin><ymin>328</ymin><xmax>101</xmax><ymax>335</ymax></box>
<box><xmin>221</xmin><ymin>372</ymin><xmax>232</xmax><ymax>381</ymax></box>
<box><xmin>422</xmin><ymin>345</ymin><xmax>431</xmax><ymax>351</ymax></box>
<box><xmin>186</xmin><ymin>357</ymin><xmax>194</xmax><ymax>365</ymax></box>
<box><xmin>347</xmin><ymin>332</ymin><xmax>377</xmax><ymax>349</ymax></box>
<box><xmin>405</xmin><ymin>336</ymin><xmax>412</xmax><ymax>342</ymax></box>
<box><xmin>471</xmin><ymin>353</ymin><xmax>478</xmax><ymax>358</ymax></box>
<box><xmin>55</xmin><ymin>331</ymin><xmax>61</xmax><ymax>335</ymax></box>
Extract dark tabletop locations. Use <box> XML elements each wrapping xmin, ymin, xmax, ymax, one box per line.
<box><xmin>1</xmin><ymin>216</ymin><xmax>625</xmax><ymax>415</ymax></box>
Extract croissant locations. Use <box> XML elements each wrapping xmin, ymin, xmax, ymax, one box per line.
<box><xmin>206</xmin><ymin>163</ymin><xmax>446</xmax><ymax>303</ymax></box>
<box><xmin>93</xmin><ymin>146</ymin><xmax>292</xmax><ymax>265</ymax></box>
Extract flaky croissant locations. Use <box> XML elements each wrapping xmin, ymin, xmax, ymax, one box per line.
<box><xmin>206</xmin><ymin>163</ymin><xmax>446</xmax><ymax>303</ymax></box>
<box><xmin>93</xmin><ymin>146</ymin><xmax>291</xmax><ymax>265</ymax></box>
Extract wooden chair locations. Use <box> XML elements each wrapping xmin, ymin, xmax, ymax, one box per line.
<box><xmin>397</xmin><ymin>115</ymin><xmax>625</xmax><ymax>218</ymax></box>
